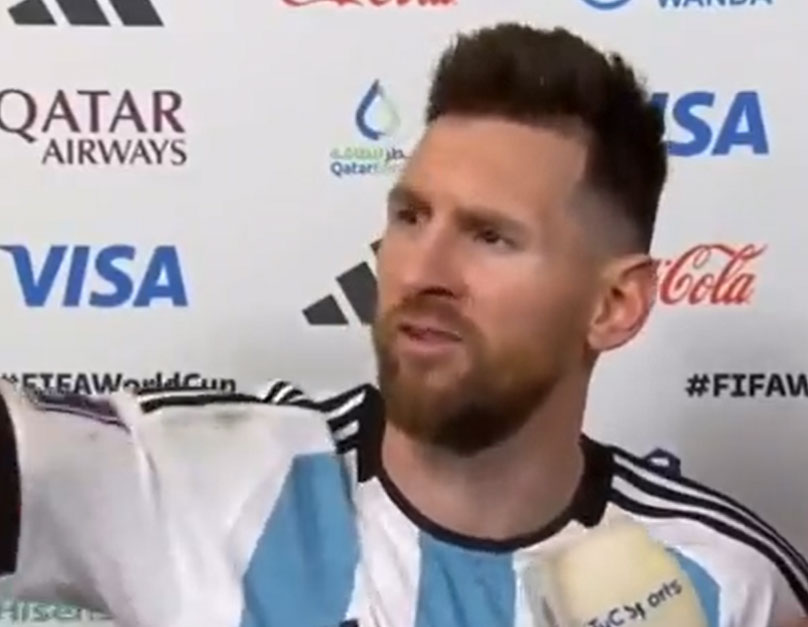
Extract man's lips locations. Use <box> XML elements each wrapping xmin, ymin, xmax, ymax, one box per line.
<box><xmin>397</xmin><ymin>320</ymin><xmax>462</xmax><ymax>343</ymax></box>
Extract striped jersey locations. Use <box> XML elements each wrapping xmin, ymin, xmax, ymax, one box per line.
<box><xmin>0</xmin><ymin>379</ymin><xmax>806</xmax><ymax>627</ymax></box>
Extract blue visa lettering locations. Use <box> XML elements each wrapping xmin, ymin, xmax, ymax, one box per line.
<box><xmin>0</xmin><ymin>244</ymin><xmax>188</xmax><ymax>308</ymax></box>
<box><xmin>651</xmin><ymin>90</ymin><xmax>768</xmax><ymax>157</ymax></box>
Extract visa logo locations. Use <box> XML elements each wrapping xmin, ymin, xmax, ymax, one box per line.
<box><xmin>651</xmin><ymin>91</ymin><xmax>769</xmax><ymax>157</ymax></box>
<box><xmin>0</xmin><ymin>244</ymin><xmax>188</xmax><ymax>307</ymax></box>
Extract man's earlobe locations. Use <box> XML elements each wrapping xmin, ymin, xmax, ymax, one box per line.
<box><xmin>587</xmin><ymin>256</ymin><xmax>657</xmax><ymax>353</ymax></box>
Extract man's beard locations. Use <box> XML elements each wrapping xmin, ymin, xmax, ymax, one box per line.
<box><xmin>371</xmin><ymin>296</ymin><xmax>560</xmax><ymax>456</ymax></box>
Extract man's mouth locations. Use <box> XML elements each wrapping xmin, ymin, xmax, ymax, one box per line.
<box><xmin>397</xmin><ymin>320</ymin><xmax>462</xmax><ymax>347</ymax></box>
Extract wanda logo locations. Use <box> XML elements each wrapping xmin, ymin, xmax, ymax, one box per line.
<box><xmin>282</xmin><ymin>0</ymin><xmax>454</xmax><ymax>6</ymax></box>
<box><xmin>657</xmin><ymin>243</ymin><xmax>765</xmax><ymax>306</ymax></box>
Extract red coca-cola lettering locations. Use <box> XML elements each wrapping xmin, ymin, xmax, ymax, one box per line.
<box><xmin>658</xmin><ymin>243</ymin><xmax>765</xmax><ymax>305</ymax></box>
<box><xmin>282</xmin><ymin>0</ymin><xmax>454</xmax><ymax>6</ymax></box>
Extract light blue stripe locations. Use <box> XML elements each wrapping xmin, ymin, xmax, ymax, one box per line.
<box><xmin>415</xmin><ymin>533</ymin><xmax>516</xmax><ymax>627</ymax></box>
<box><xmin>668</xmin><ymin>548</ymin><xmax>721</xmax><ymax>627</ymax></box>
<box><xmin>239</xmin><ymin>453</ymin><xmax>359</xmax><ymax>627</ymax></box>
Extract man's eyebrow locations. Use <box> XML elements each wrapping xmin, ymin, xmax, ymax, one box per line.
<box><xmin>454</xmin><ymin>205</ymin><xmax>527</xmax><ymax>235</ymax></box>
<box><xmin>386</xmin><ymin>184</ymin><xmax>430</xmax><ymax>211</ymax></box>
<box><xmin>387</xmin><ymin>183</ymin><xmax>529</xmax><ymax>235</ymax></box>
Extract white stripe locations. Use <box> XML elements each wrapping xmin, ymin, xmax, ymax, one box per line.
<box><xmin>96</xmin><ymin>0</ymin><xmax>121</xmax><ymax>24</ymax></box>
<box><xmin>612</xmin><ymin>453</ymin><xmax>808</xmax><ymax>571</ymax></box>
<box><xmin>615</xmin><ymin>452</ymin><xmax>769</xmax><ymax>527</ymax></box>
<box><xmin>340</xmin><ymin>448</ymin><xmax>359</xmax><ymax>487</ymax></box>
<box><xmin>324</xmin><ymin>390</ymin><xmax>366</xmax><ymax>421</ymax></box>
<box><xmin>349</xmin><ymin>478</ymin><xmax>422</xmax><ymax>627</ymax></box>
<box><xmin>333</xmin><ymin>419</ymin><xmax>359</xmax><ymax>444</ymax></box>
<box><xmin>136</xmin><ymin>388</ymin><xmax>225</xmax><ymax>404</ymax></box>
<box><xmin>331</xmin><ymin>284</ymin><xmax>365</xmax><ymax>327</ymax></box>
<box><xmin>253</xmin><ymin>379</ymin><xmax>287</xmax><ymax>401</ymax></box>
<box><xmin>37</xmin><ymin>0</ymin><xmax>65</xmax><ymax>24</ymax></box>
<box><xmin>275</xmin><ymin>387</ymin><xmax>366</xmax><ymax>414</ymax></box>
<box><xmin>222</xmin><ymin>411</ymin><xmax>338</xmax><ymax>627</ymax></box>
<box><xmin>273</xmin><ymin>383</ymin><xmax>299</xmax><ymax>403</ymax></box>
<box><xmin>326</xmin><ymin>391</ymin><xmax>364</xmax><ymax>443</ymax></box>
<box><xmin>612</xmin><ymin>476</ymin><xmax>808</xmax><ymax>592</ymax></box>
<box><xmin>283</xmin><ymin>390</ymin><xmax>306</xmax><ymax>404</ymax></box>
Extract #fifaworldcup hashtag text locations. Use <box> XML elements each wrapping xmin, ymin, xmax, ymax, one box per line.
<box><xmin>685</xmin><ymin>372</ymin><xmax>808</xmax><ymax>398</ymax></box>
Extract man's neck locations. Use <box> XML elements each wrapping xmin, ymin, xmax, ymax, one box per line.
<box><xmin>380</xmin><ymin>383</ymin><xmax>587</xmax><ymax>543</ymax></box>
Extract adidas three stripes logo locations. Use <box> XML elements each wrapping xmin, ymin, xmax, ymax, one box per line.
<box><xmin>304</xmin><ymin>240</ymin><xmax>380</xmax><ymax>327</ymax></box>
<box><xmin>9</xmin><ymin>0</ymin><xmax>163</xmax><ymax>26</ymax></box>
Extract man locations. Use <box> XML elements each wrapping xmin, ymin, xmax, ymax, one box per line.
<box><xmin>1</xmin><ymin>22</ymin><xmax>806</xmax><ymax>627</ymax></box>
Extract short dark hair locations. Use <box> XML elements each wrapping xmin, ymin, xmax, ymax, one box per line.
<box><xmin>425</xmin><ymin>23</ymin><xmax>667</xmax><ymax>253</ymax></box>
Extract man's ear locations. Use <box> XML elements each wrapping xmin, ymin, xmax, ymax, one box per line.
<box><xmin>586</xmin><ymin>254</ymin><xmax>658</xmax><ymax>353</ymax></box>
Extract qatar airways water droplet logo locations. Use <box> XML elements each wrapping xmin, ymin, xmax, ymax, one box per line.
<box><xmin>355</xmin><ymin>80</ymin><xmax>400</xmax><ymax>140</ymax></box>
<box><xmin>580</xmin><ymin>0</ymin><xmax>631</xmax><ymax>9</ymax></box>
<box><xmin>329</xmin><ymin>80</ymin><xmax>408</xmax><ymax>179</ymax></box>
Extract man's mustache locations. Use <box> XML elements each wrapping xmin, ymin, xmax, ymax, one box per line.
<box><xmin>382</xmin><ymin>295</ymin><xmax>476</xmax><ymax>338</ymax></box>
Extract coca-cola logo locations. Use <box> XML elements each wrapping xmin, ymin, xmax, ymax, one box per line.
<box><xmin>282</xmin><ymin>0</ymin><xmax>454</xmax><ymax>6</ymax></box>
<box><xmin>658</xmin><ymin>243</ymin><xmax>765</xmax><ymax>306</ymax></box>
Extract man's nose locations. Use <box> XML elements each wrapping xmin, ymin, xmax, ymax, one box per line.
<box><xmin>398</xmin><ymin>226</ymin><xmax>464</xmax><ymax>298</ymax></box>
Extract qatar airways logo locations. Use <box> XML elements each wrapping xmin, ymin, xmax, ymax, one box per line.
<box><xmin>0</xmin><ymin>88</ymin><xmax>187</xmax><ymax>167</ymax></box>
<box><xmin>282</xmin><ymin>0</ymin><xmax>455</xmax><ymax>7</ymax></box>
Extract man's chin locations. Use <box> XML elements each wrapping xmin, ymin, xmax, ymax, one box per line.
<box><xmin>375</xmin><ymin>338</ymin><xmax>476</xmax><ymax>408</ymax></box>
<box><xmin>392</xmin><ymin>360</ymin><xmax>470</xmax><ymax>395</ymax></box>
<box><xmin>382</xmin><ymin>370</ymin><xmax>478</xmax><ymax>423</ymax></box>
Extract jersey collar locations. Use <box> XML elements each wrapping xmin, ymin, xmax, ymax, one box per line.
<box><xmin>352</xmin><ymin>384</ymin><xmax>614</xmax><ymax>552</ymax></box>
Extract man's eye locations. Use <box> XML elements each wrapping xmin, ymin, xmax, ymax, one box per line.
<box><xmin>392</xmin><ymin>208</ymin><xmax>418</xmax><ymax>224</ymax></box>
<box><xmin>475</xmin><ymin>227</ymin><xmax>509</xmax><ymax>247</ymax></box>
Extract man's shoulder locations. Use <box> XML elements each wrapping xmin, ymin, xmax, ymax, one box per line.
<box><xmin>131</xmin><ymin>378</ymin><xmax>375</xmax><ymax>455</ymax></box>
<box><xmin>600</xmin><ymin>438</ymin><xmax>796</xmax><ymax>557</ymax></box>
<box><xmin>595</xmin><ymin>438</ymin><xmax>808</xmax><ymax>608</ymax></box>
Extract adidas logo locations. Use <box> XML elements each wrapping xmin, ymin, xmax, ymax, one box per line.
<box><xmin>304</xmin><ymin>240</ymin><xmax>380</xmax><ymax>326</ymax></box>
<box><xmin>9</xmin><ymin>0</ymin><xmax>163</xmax><ymax>26</ymax></box>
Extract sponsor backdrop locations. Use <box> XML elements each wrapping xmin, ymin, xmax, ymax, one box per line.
<box><xmin>0</xmin><ymin>0</ymin><xmax>805</xmax><ymax>623</ymax></box>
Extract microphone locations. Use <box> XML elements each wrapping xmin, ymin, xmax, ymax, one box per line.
<box><xmin>523</xmin><ymin>513</ymin><xmax>710</xmax><ymax>627</ymax></box>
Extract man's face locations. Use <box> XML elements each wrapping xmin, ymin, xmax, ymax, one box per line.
<box><xmin>372</xmin><ymin>115</ymin><xmax>603</xmax><ymax>454</ymax></box>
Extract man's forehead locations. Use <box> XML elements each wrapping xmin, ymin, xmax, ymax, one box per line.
<box><xmin>413</xmin><ymin>115</ymin><xmax>589</xmax><ymax>157</ymax></box>
<box><xmin>399</xmin><ymin>116</ymin><xmax>590</xmax><ymax>210</ymax></box>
